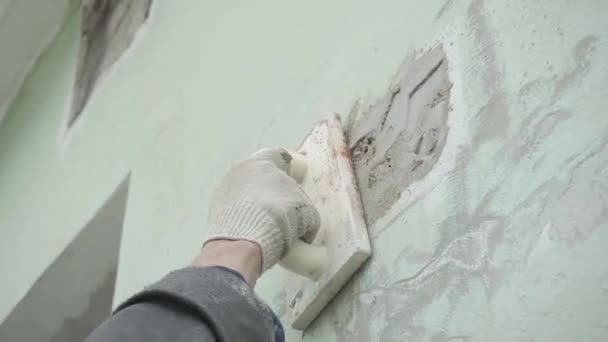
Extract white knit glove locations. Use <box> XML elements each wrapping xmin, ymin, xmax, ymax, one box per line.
<box><xmin>205</xmin><ymin>147</ymin><xmax>321</xmax><ymax>272</ymax></box>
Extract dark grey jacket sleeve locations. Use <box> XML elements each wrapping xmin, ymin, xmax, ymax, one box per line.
<box><xmin>85</xmin><ymin>267</ymin><xmax>280</xmax><ymax>342</ymax></box>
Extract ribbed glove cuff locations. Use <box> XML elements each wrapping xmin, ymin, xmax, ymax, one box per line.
<box><xmin>205</xmin><ymin>199</ymin><xmax>284</xmax><ymax>272</ymax></box>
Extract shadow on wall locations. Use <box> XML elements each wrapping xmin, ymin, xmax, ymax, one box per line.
<box><xmin>0</xmin><ymin>177</ymin><xmax>130</xmax><ymax>342</ymax></box>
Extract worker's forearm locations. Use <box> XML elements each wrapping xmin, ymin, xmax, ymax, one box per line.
<box><xmin>192</xmin><ymin>239</ymin><xmax>262</xmax><ymax>286</ymax></box>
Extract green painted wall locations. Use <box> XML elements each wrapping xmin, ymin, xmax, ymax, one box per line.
<box><xmin>1</xmin><ymin>0</ymin><xmax>607</xmax><ymax>340</ymax></box>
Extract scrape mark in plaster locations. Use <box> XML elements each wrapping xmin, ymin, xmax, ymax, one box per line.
<box><xmin>511</xmin><ymin>110</ymin><xmax>571</xmax><ymax>160</ymax></box>
<box><xmin>468</xmin><ymin>0</ymin><xmax>510</xmax><ymax>147</ymax></box>
<box><xmin>435</xmin><ymin>0</ymin><xmax>455</xmax><ymax>21</ymax></box>
<box><xmin>409</xmin><ymin>60</ymin><xmax>444</xmax><ymax>98</ymax></box>
<box><xmin>516</xmin><ymin>35</ymin><xmax>598</xmax><ymax>118</ymax></box>
<box><xmin>502</xmin><ymin>35</ymin><xmax>598</xmax><ymax>165</ymax></box>
<box><xmin>552</xmin><ymin>35</ymin><xmax>598</xmax><ymax>102</ymax></box>
<box><xmin>550</xmin><ymin>137</ymin><xmax>608</xmax><ymax>247</ymax></box>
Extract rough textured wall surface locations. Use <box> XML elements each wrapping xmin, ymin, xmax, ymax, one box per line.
<box><xmin>0</xmin><ymin>0</ymin><xmax>607</xmax><ymax>341</ymax></box>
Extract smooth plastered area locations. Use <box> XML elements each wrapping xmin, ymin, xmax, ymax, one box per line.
<box><xmin>0</xmin><ymin>0</ymin><xmax>607</xmax><ymax>341</ymax></box>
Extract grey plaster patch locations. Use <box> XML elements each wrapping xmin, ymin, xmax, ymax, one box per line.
<box><xmin>348</xmin><ymin>47</ymin><xmax>451</xmax><ymax>226</ymax></box>
<box><xmin>70</xmin><ymin>0</ymin><xmax>153</xmax><ymax>126</ymax></box>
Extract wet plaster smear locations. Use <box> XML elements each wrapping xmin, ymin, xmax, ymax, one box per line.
<box><xmin>0</xmin><ymin>0</ymin><xmax>607</xmax><ymax>341</ymax></box>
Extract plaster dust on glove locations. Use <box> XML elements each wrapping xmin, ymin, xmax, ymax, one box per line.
<box><xmin>280</xmin><ymin>113</ymin><xmax>371</xmax><ymax>330</ymax></box>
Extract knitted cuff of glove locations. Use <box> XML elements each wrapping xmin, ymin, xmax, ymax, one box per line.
<box><xmin>206</xmin><ymin>199</ymin><xmax>285</xmax><ymax>272</ymax></box>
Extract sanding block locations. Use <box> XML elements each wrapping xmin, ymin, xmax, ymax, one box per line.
<box><xmin>280</xmin><ymin>113</ymin><xmax>371</xmax><ymax>330</ymax></box>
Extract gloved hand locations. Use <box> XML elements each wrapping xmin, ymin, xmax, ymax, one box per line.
<box><xmin>204</xmin><ymin>147</ymin><xmax>321</xmax><ymax>273</ymax></box>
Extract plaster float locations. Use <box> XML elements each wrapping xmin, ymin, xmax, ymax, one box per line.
<box><xmin>280</xmin><ymin>113</ymin><xmax>371</xmax><ymax>330</ymax></box>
